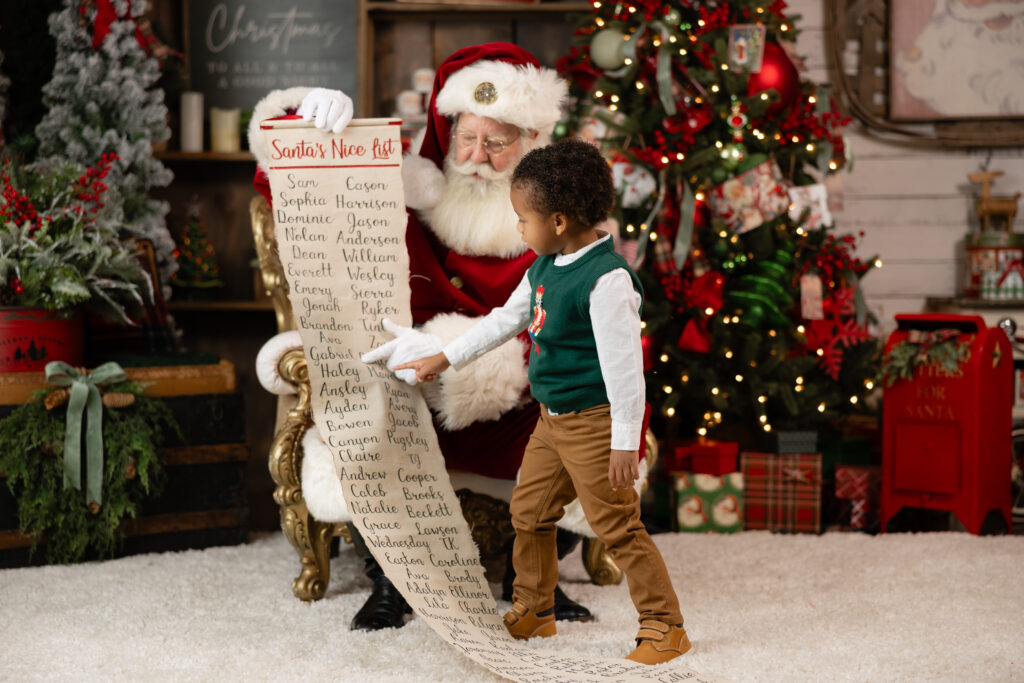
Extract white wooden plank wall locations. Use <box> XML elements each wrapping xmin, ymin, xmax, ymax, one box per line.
<box><xmin>790</xmin><ymin>0</ymin><xmax>1024</xmax><ymax>337</ymax></box>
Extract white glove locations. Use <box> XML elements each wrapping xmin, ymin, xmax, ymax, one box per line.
<box><xmin>296</xmin><ymin>88</ymin><xmax>353</xmax><ymax>134</ymax></box>
<box><xmin>361</xmin><ymin>318</ymin><xmax>442</xmax><ymax>386</ymax></box>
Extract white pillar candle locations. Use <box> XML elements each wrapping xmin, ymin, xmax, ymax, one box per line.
<box><xmin>210</xmin><ymin>107</ymin><xmax>241</xmax><ymax>153</ymax></box>
<box><xmin>180</xmin><ymin>92</ymin><xmax>204</xmax><ymax>153</ymax></box>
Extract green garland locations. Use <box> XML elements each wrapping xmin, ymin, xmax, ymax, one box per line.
<box><xmin>0</xmin><ymin>382</ymin><xmax>180</xmax><ymax>564</ymax></box>
<box><xmin>881</xmin><ymin>335</ymin><xmax>973</xmax><ymax>387</ymax></box>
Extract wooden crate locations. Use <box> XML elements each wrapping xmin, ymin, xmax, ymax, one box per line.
<box><xmin>0</xmin><ymin>360</ymin><xmax>237</xmax><ymax>406</ymax></box>
<box><xmin>0</xmin><ymin>392</ymin><xmax>249</xmax><ymax>567</ymax></box>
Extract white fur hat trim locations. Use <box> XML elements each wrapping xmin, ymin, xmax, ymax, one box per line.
<box><xmin>435</xmin><ymin>61</ymin><xmax>567</xmax><ymax>134</ymax></box>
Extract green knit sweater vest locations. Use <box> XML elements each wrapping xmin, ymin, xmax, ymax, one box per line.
<box><xmin>526</xmin><ymin>238</ymin><xmax>643</xmax><ymax>413</ymax></box>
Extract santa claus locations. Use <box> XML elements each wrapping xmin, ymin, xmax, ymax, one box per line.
<box><xmin>250</xmin><ymin>43</ymin><xmax>622</xmax><ymax>631</ymax></box>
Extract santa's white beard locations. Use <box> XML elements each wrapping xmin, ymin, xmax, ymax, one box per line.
<box><xmin>895</xmin><ymin>5</ymin><xmax>1024</xmax><ymax>117</ymax></box>
<box><xmin>420</xmin><ymin>134</ymin><xmax>545</xmax><ymax>258</ymax></box>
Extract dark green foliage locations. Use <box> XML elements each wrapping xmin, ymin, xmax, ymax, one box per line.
<box><xmin>881</xmin><ymin>337</ymin><xmax>973</xmax><ymax>387</ymax></box>
<box><xmin>0</xmin><ymin>382</ymin><xmax>180</xmax><ymax>563</ymax></box>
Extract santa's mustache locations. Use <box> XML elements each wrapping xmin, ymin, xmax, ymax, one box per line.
<box><xmin>447</xmin><ymin>156</ymin><xmax>515</xmax><ymax>183</ymax></box>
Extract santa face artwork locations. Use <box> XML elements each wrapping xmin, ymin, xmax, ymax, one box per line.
<box><xmin>892</xmin><ymin>0</ymin><xmax>1024</xmax><ymax>119</ymax></box>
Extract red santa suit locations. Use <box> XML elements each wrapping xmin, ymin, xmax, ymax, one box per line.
<box><xmin>251</xmin><ymin>43</ymin><xmax>561</xmax><ymax>481</ymax></box>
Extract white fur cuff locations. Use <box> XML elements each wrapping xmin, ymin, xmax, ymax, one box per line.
<box><xmin>248</xmin><ymin>86</ymin><xmax>315</xmax><ymax>169</ymax></box>
<box><xmin>255</xmin><ymin>331</ymin><xmax>305</xmax><ymax>395</ymax></box>
<box><xmin>403</xmin><ymin>153</ymin><xmax>445</xmax><ymax>210</ymax></box>
<box><xmin>302</xmin><ymin>428</ymin><xmax>351</xmax><ymax>523</ymax></box>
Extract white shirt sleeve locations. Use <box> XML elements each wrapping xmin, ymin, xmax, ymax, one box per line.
<box><xmin>591</xmin><ymin>268</ymin><xmax>645</xmax><ymax>451</ymax></box>
<box><xmin>442</xmin><ymin>273</ymin><xmax>533</xmax><ymax>369</ymax></box>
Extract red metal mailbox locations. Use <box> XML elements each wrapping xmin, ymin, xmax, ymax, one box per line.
<box><xmin>881</xmin><ymin>314</ymin><xmax>1012</xmax><ymax>534</ymax></box>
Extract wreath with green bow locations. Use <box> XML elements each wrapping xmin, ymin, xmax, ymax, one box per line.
<box><xmin>0</xmin><ymin>362</ymin><xmax>180</xmax><ymax>564</ymax></box>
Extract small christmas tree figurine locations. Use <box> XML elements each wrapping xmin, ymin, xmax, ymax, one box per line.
<box><xmin>171</xmin><ymin>200</ymin><xmax>223</xmax><ymax>297</ymax></box>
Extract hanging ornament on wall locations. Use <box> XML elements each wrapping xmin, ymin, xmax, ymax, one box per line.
<box><xmin>746</xmin><ymin>41</ymin><xmax>800</xmax><ymax>115</ymax></box>
<box><xmin>590</xmin><ymin>28</ymin><xmax>628</xmax><ymax>70</ymax></box>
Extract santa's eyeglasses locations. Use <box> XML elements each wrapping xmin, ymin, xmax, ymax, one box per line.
<box><xmin>452</xmin><ymin>129</ymin><xmax>520</xmax><ymax>156</ymax></box>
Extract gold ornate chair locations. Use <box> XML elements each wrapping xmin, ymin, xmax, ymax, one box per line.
<box><xmin>250</xmin><ymin>196</ymin><xmax>638</xmax><ymax>601</ymax></box>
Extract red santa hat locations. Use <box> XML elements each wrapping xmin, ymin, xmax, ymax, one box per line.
<box><xmin>416</xmin><ymin>42</ymin><xmax>568</xmax><ymax>171</ymax></box>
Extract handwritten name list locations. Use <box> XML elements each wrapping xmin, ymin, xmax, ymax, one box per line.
<box><xmin>260</xmin><ymin>117</ymin><xmax>717</xmax><ymax>683</ymax></box>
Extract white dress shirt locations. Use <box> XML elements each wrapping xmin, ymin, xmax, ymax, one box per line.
<box><xmin>443</xmin><ymin>235</ymin><xmax>645</xmax><ymax>451</ymax></box>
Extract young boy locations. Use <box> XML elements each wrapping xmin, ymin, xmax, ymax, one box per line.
<box><xmin>389</xmin><ymin>139</ymin><xmax>690</xmax><ymax>664</ymax></box>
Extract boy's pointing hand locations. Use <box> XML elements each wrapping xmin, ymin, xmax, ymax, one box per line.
<box><xmin>394</xmin><ymin>352</ymin><xmax>451</xmax><ymax>384</ymax></box>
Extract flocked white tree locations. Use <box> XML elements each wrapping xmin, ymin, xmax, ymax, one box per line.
<box><xmin>35</xmin><ymin>0</ymin><xmax>176</xmax><ymax>289</ymax></box>
<box><xmin>0</xmin><ymin>24</ymin><xmax>10</xmax><ymax>134</ymax></box>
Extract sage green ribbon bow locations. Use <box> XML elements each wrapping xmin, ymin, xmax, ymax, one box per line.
<box><xmin>45</xmin><ymin>361</ymin><xmax>127</xmax><ymax>506</ymax></box>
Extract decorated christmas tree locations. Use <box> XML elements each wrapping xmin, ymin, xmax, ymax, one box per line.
<box><xmin>170</xmin><ymin>202</ymin><xmax>223</xmax><ymax>297</ymax></box>
<box><xmin>558</xmin><ymin>0</ymin><xmax>881</xmax><ymax>442</ymax></box>
<box><xmin>34</xmin><ymin>0</ymin><xmax>176</xmax><ymax>290</ymax></box>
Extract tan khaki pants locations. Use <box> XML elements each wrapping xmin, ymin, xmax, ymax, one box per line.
<box><xmin>509</xmin><ymin>404</ymin><xmax>683</xmax><ymax>626</ymax></box>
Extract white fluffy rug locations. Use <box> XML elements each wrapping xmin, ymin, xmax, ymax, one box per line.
<box><xmin>1</xmin><ymin>531</ymin><xmax>1021</xmax><ymax>682</ymax></box>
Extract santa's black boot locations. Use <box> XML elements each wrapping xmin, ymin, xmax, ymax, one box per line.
<box><xmin>502</xmin><ymin>528</ymin><xmax>593</xmax><ymax>622</ymax></box>
<box><xmin>348</xmin><ymin>524</ymin><xmax>413</xmax><ymax>631</ymax></box>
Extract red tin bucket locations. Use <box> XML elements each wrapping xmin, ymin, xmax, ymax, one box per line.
<box><xmin>0</xmin><ymin>308</ymin><xmax>85</xmax><ymax>373</ymax></box>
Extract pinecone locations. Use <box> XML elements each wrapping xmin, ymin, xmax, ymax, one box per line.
<box><xmin>45</xmin><ymin>389</ymin><xmax>70</xmax><ymax>411</ymax></box>
<box><xmin>102</xmin><ymin>392</ymin><xmax>136</xmax><ymax>408</ymax></box>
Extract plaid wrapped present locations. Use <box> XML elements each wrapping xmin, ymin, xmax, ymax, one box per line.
<box><xmin>673</xmin><ymin>472</ymin><xmax>743</xmax><ymax>533</ymax></box>
<box><xmin>741</xmin><ymin>452</ymin><xmax>822</xmax><ymax>533</ymax></box>
<box><xmin>835</xmin><ymin>465</ymin><xmax>881</xmax><ymax>530</ymax></box>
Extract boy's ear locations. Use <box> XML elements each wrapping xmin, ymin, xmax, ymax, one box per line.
<box><xmin>553</xmin><ymin>212</ymin><xmax>569</xmax><ymax>235</ymax></box>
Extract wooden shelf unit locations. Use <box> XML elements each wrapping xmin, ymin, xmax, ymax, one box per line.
<box><xmin>155</xmin><ymin>151</ymin><xmax>255</xmax><ymax>162</ymax></box>
<box><xmin>167</xmin><ymin>300</ymin><xmax>275</xmax><ymax>312</ymax></box>
<box><xmin>357</xmin><ymin>0</ymin><xmax>587</xmax><ymax>117</ymax></box>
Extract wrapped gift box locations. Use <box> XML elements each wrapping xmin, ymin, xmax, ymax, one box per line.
<box><xmin>669</xmin><ymin>438</ymin><xmax>739</xmax><ymax>475</ymax></box>
<box><xmin>770</xmin><ymin>430</ymin><xmax>818</xmax><ymax>455</ymax></box>
<box><xmin>835</xmin><ymin>464</ymin><xmax>881</xmax><ymax>530</ymax></box>
<box><xmin>820</xmin><ymin>435</ymin><xmax>873</xmax><ymax>479</ymax></box>
<box><xmin>673</xmin><ymin>472</ymin><xmax>744</xmax><ymax>533</ymax></box>
<box><xmin>741</xmin><ymin>452</ymin><xmax>822</xmax><ymax>533</ymax></box>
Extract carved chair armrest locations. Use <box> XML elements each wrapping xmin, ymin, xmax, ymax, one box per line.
<box><xmin>268</xmin><ymin>348</ymin><xmax>313</xmax><ymax>506</ymax></box>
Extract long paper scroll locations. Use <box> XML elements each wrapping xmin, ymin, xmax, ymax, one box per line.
<box><xmin>261</xmin><ymin>117</ymin><xmax>719</xmax><ymax>683</ymax></box>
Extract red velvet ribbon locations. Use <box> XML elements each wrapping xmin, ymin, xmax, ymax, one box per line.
<box><xmin>678</xmin><ymin>271</ymin><xmax>724</xmax><ymax>354</ymax></box>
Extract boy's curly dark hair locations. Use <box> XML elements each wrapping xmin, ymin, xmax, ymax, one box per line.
<box><xmin>511</xmin><ymin>138</ymin><xmax>614</xmax><ymax>230</ymax></box>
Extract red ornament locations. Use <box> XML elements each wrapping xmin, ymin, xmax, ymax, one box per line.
<box><xmin>641</xmin><ymin>334</ymin><xmax>656</xmax><ymax>372</ymax></box>
<box><xmin>678</xmin><ymin>319</ymin><xmax>713</xmax><ymax>354</ymax></box>
<box><xmin>684</xmin><ymin>271</ymin><xmax>725</xmax><ymax>313</ymax></box>
<box><xmin>746</xmin><ymin>42</ymin><xmax>800</xmax><ymax>115</ymax></box>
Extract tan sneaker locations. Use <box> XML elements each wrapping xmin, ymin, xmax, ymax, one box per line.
<box><xmin>625</xmin><ymin>620</ymin><xmax>692</xmax><ymax>664</ymax></box>
<box><xmin>503</xmin><ymin>601</ymin><xmax>556</xmax><ymax>640</ymax></box>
